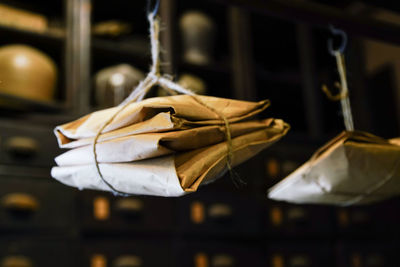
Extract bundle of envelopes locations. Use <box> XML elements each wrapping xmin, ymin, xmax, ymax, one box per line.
<box><xmin>268</xmin><ymin>131</ymin><xmax>400</xmax><ymax>206</ymax></box>
<box><xmin>51</xmin><ymin>95</ymin><xmax>289</xmax><ymax>196</ymax></box>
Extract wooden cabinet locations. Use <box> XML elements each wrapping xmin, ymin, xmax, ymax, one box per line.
<box><xmin>0</xmin><ymin>1</ymin><xmax>400</xmax><ymax>267</ymax></box>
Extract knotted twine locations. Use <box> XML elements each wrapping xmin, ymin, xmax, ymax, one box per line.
<box><xmin>322</xmin><ymin>51</ymin><xmax>354</xmax><ymax>131</ymax></box>
<box><xmin>92</xmin><ymin>13</ymin><xmax>241</xmax><ymax>196</ymax></box>
<box><xmin>308</xmin><ymin>51</ymin><xmax>399</xmax><ymax>205</ymax></box>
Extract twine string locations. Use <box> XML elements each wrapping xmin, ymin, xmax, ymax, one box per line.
<box><xmin>321</xmin><ymin>52</ymin><xmax>354</xmax><ymax>131</ymax></box>
<box><xmin>92</xmin><ymin>12</ymin><xmax>238</xmax><ymax>196</ymax></box>
<box><xmin>335</xmin><ymin>52</ymin><xmax>354</xmax><ymax>131</ymax></box>
<box><xmin>302</xmin><ymin>27</ymin><xmax>395</xmax><ymax>206</ymax></box>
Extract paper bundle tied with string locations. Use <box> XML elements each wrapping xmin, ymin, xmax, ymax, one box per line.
<box><xmin>269</xmin><ymin>28</ymin><xmax>400</xmax><ymax>206</ymax></box>
<box><xmin>50</xmin><ymin>8</ymin><xmax>290</xmax><ymax>196</ymax></box>
<box><xmin>52</xmin><ymin>95</ymin><xmax>289</xmax><ymax>196</ymax></box>
<box><xmin>268</xmin><ymin>131</ymin><xmax>400</xmax><ymax>205</ymax></box>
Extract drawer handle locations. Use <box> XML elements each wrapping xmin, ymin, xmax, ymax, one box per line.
<box><xmin>208</xmin><ymin>204</ymin><xmax>232</xmax><ymax>220</ymax></box>
<box><xmin>4</xmin><ymin>136</ymin><xmax>39</xmax><ymax>158</ymax></box>
<box><xmin>1</xmin><ymin>256</ymin><xmax>33</xmax><ymax>267</ymax></box>
<box><xmin>212</xmin><ymin>254</ymin><xmax>235</xmax><ymax>267</ymax></box>
<box><xmin>287</xmin><ymin>207</ymin><xmax>307</xmax><ymax>222</ymax></box>
<box><xmin>1</xmin><ymin>193</ymin><xmax>39</xmax><ymax>212</ymax></box>
<box><xmin>270</xmin><ymin>206</ymin><xmax>283</xmax><ymax>226</ymax></box>
<box><xmin>289</xmin><ymin>255</ymin><xmax>311</xmax><ymax>267</ymax></box>
<box><xmin>191</xmin><ymin>201</ymin><xmax>205</xmax><ymax>224</ymax></box>
<box><xmin>113</xmin><ymin>255</ymin><xmax>142</xmax><ymax>267</ymax></box>
<box><xmin>114</xmin><ymin>198</ymin><xmax>143</xmax><ymax>215</ymax></box>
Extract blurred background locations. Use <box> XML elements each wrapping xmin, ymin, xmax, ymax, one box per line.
<box><xmin>0</xmin><ymin>0</ymin><xmax>400</xmax><ymax>266</ymax></box>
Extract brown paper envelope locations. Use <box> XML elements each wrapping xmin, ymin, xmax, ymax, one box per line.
<box><xmin>268</xmin><ymin>131</ymin><xmax>400</xmax><ymax>205</ymax></box>
<box><xmin>55</xmin><ymin>119</ymin><xmax>277</xmax><ymax>166</ymax></box>
<box><xmin>177</xmin><ymin>119</ymin><xmax>290</xmax><ymax>191</ymax></box>
<box><xmin>390</xmin><ymin>138</ymin><xmax>400</xmax><ymax>146</ymax></box>
<box><xmin>51</xmin><ymin>119</ymin><xmax>289</xmax><ymax>196</ymax></box>
<box><xmin>54</xmin><ymin>95</ymin><xmax>270</xmax><ymax>144</ymax></box>
<box><xmin>58</xmin><ymin>112</ymin><xmax>176</xmax><ymax>148</ymax></box>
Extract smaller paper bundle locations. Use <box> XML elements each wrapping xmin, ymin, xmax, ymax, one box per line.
<box><xmin>268</xmin><ymin>131</ymin><xmax>400</xmax><ymax>206</ymax></box>
<box><xmin>51</xmin><ymin>95</ymin><xmax>289</xmax><ymax>196</ymax></box>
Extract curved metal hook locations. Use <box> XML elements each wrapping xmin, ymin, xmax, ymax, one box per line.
<box><xmin>327</xmin><ymin>24</ymin><xmax>348</xmax><ymax>56</ymax></box>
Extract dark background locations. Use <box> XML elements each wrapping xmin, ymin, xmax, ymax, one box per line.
<box><xmin>0</xmin><ymin>0</ymin><xmax>400</xmax><ymax>266</ymax></box>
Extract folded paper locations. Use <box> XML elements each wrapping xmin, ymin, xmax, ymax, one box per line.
<box><xmin>55</xmin><ymin>119</ymin><xmax>276</xmax><ymax>166</ymax></box>
<box><xmin>54</xmin><ymin>95</ymin><xmax>269</xmax><ymax>146</ymax></box>
<box><xmin>51</xmin><ymin>94</ymin><xmax>289</xmax><ymax>196</ymax></box>
<box><xmin>268</xmin><ymin>131</ymin><xmax>400</xmax><ymax>206</ymax></box>
<box><xmin>52</xmin><ymin>119</ymin><xmax>289</xmax><ymax>196</ymax></box>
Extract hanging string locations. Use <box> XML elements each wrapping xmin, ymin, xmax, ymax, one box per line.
<box><xmin>303</xmin><ymin>26</ymin><xmax>399</xmax><ymax>206</ymax></box>
<box><xmin>322</xmin><ymin>26</ymin><xmax>354</xmax><ymax>131</ymax></box>
<box><xmin>334</xmin><ymin>51</ymin><xmax>354</xmax><ymax>131</ymax></box>
<box><xmin>92</xmin><ymin>5</ymin><xmax>241</xmax><ymax>196</ymax></box>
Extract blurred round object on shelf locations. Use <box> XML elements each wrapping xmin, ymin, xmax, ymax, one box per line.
<box><xmin>95</xmin><ymin>64</ymin><xmax>144</xmax><ymax>108</ymax></box>
<box><xmin>178</xmin><ymin>73</ymin><xmax>207</xmax><ymax>95</ymax></box>
<box><xmin>179</xmin><ymin>10</ymin><xmax>216</xmax><ymax>65</ymax></box>
<box><xmin>157</xmin><ymin>73</ymin><xmax>207</xmax><ymax>97</ymax></box>
<box><xmin>92</xmin><ymin>20</ymin><xmax>132</xmax><ymax>37</ymax></box>
<box><xmin>0</xmin><ymin>44</ymin><xmax>57</xmax><ymax>102</ymax></box>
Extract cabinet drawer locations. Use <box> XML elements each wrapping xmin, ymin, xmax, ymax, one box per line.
<box><xmin>0</xmin><ymin>120</ymin><xmax>60</xmax><ymax>167</ymax></box>
<box><xmin>0</xmin><ymin>177</ymin><xmax>75</xmax><ymax>232</ymax></box>
<box><xmin>0</xmin><ymin>238</ymin><xmax>76</xmax><ymax>267</ymax></box>
<box><xmin>335</xmin><ymin>199</ymin><xmax>400</xmax><ymax>236</ymax></box>
<box><xmin>177</xmin><ymin>192</ymin><xmax>261</xmax><ymax>236</ymax></box>
<box><xmin>336</xmin><ymin>242</ymin><xmax>398</xmax><ymax>267</ymax></box>
<box><xmin>267</xmin><ymin>243</ymin><xmax>333</xmax><ymax>267</ymax></box>
<box><xmin>261</xmin><ymin>142</ymin><xmax>317</xmax><ymax>189</ymax></box>
<box><xmin>82</xmin><ymin>240</ymin><xmax>172</xmax><ymax>267</ymax></box>
<box><xmin>80</xmin><ymin>191</ymin><xmax>174</xmax><ymax>233</ymax></box>
<box><xmin>265</xmin><ymin>202</ymin><xmax>334</xmax><ymax>237</ymax></box>
<box><xmin>176</xmin><ymin>241</ymin><xmax>263</xmax><ymax>267</ymax></box>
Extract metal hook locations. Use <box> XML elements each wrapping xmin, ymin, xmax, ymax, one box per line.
<box><xmin>327</xmin><ymin>25</ymin><xmax>348</xmax><ymax>56</ymax></box>
<box><xmin>147</xmin><ymin>0</ymin><xmax>160</xmax><ymax>17</ymax></box>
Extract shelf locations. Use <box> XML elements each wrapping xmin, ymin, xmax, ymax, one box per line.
<box><xmin>215</xmin><ymin>0</ymin><xmax>400</xmax><ymax>45</ymax></box>
<box><xmin>91</xmin><ymin>37</ymin><xmax>150</xmax><ymax>64</ymax></box>
<box><xmin>0</xmin><ymin>92</ymin><xmax>65</xmax><ymax>113</ymax></box>
<box><xmin>0</xmin><ymin>24</ymin><xmax>64</xmax><ymax>45</ymax></box>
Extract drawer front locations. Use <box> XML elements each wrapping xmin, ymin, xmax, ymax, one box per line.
<box><xmin>335</xmin><ymin>199</ymin><xmax>400</xmax><ymax>236</ymax></box>
<box><xmin>80</xmin><ymin>191</ymin><xmax>174</xmax><ymax>233</ymax></box>
<box><xmin>82</xmin><ymin>240</ymin><xmax>172</xmax><ymax>267</ymax></box>
<box><xmin>336</xmin><ymin>242</ymin><xmax>398</xmax><ymax>267</ymax></box>
<box><xmin>0</xmin><ymin>239</ymin><xmax>76</xmax><ymax>267</ymax></box>
<box><xmin>177</xmin><ymin>192</ymin><xmax>261</xmax><ymax>236</ymax></box>
<box><xmin>260</xmin><ymin>142</ymin><xmax>317</xmax><ymax>190</ymax></box>
<box><xmin>0</xmin><ymin>176</ymin><xmax>75</xmax><ymax>232</ymax></box>
<box><xmin>0</xmin><ymin>120</ymin><xmax>60</xmax><ymax>167</ymax></box>
<box><xmin>265</xmin><ymin>202</ymin><xmax>334</xmax><ymax>237</ymax></box>
<box><xmin>176</xmin><ymin>241</ymin><xmax>263</xmax><ymax>267</ymax></box>
<box><xmin>267</xmin><ymin>243</ymin><xmax>333</xmax><ymax>267</ymax></box>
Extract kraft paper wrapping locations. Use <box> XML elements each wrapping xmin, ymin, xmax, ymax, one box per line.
<box><xmin>54</xmin><ymin>95</ymin><xmax>269</xmax><ymax>147</ymax></box>
<box><xmin>51</xmin><ymin>94</ymin><xmax>289</xmax><ymax>196</ymax></box>
<box><xmin>55</xmin><ymin>119</ymin><xmax>276</xmax><ymax>166</ymax></box>
<box><xmin>51</xmin><ymin>119</ymin><xmax>289</xmax><ymax>196</ymax></box>
<box><xmin>268</xmin><ymin>131</ymin><xmax>400</xmax><ymax>206</ymax></box>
